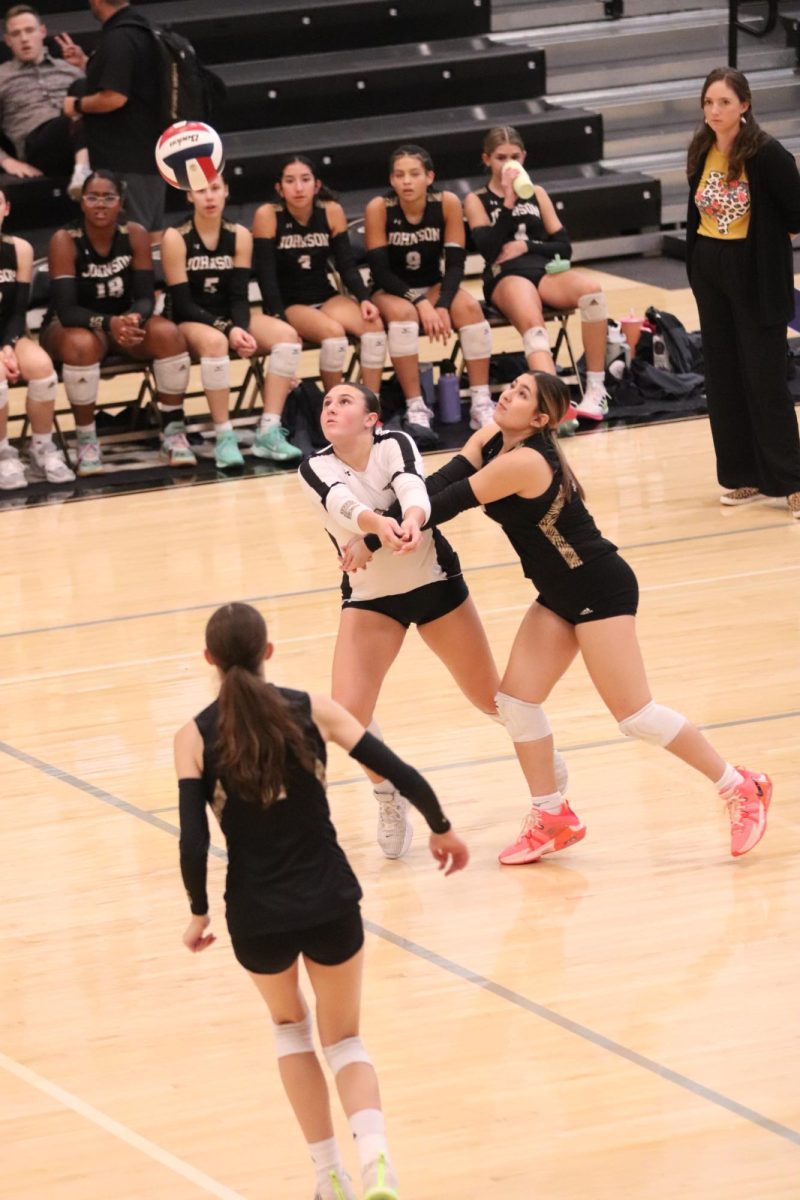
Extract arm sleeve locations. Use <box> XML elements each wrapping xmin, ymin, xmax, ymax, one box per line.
<box><xmin>178</xmin><ymin>778</ymin><xmax>210</xmax><ymax>915</ymax></box>
<box><xmin>0</xmin><ymin>280</ymin><xmax>30</xmax><ymax>345</ymax></box>
<box><xmin>348</xmin><ymin>733</ymin><xmax>451</xmax><ymax>833</ymax></box>
<box><xmin>129</xmin><ymin>268</ymin><xmax>154</xmax><ymax>321</ymax></box>
<box><xmin>436</xmin><ymin>243</ymin><xmax>466</xmax><ymax>311</ymax></box>
<box><xmin>252</xmin><ymin>236</ymin><xmax>287</xmax><ymax>319</ymax></box>
<box><xmin>363</xmin><ymin>453</ymin><xmax>475</xmax><ymax>549</ymax></box>
<box><xmin>168</xmin><ymin>281</ymin><xmax>233</xmax><ymax>335</ymax></box>
<box><xmin>367</xmin><ymin>244</ymin><xmax>421</xmax><ymax>302</ymax></box>
<box><xmin>330</xmin><ymin>231</ymin><xmax>370</xmax><ymax>302</ymax></box>
<box><xmin>425</xmin><ymin>477</ymin><xmax>481</xmax><ymax>527</ymax></box>
<box><xmin>50</xmin><ymin>275</ymin><xmax>109</xmax><ymax>330</ymax></box>
<box><xmin>298</xmin><ymin>456</ymin><xmax>371</xmax><ymax>533</ymax></box>
<box><xmin>381</xmin><ymin>433</ymin><xmax>431</xmax><ymax>522</ymax></box>
<box><xmin>470</xmin><ymin>206</ymin><xmax>516</xmax><ymax>265</ymax></box>
<box><xmin>529</xmin><ymin>225</ymin><xmax>572</xmax><ymax>261</ymax></box>
<box><xmin>229</xmin><ymin>266</ymin><xmax>251</xmax><ymax>331</ymax></box>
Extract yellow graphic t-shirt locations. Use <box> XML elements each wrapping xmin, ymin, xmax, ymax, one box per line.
<box><xmin>695</xmin><ymin>146</ymin><xmax>750</xmax><ymax>239</ymax></box>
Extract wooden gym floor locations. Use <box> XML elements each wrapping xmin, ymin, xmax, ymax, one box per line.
<box><xmin>1</xmin><ymin>267</ymin><xmax>799</xmax><ymax>1199</ymax></box>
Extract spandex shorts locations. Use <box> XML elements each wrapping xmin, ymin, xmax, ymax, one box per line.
<box><xmin>343</xmin><ymin>574</ymin><xmax>468</xmax><ymax>628</ymax></box>
<box><xmin>231</xmin><ymin>905</ymin><xmax>364</xmax><ymax>975</ymax></box>
<box><xmin>484</xmin><ymin>260</ymin><xmax>548</xmax><ymax>303</ymax></box>
<box><xmin>536</xmin><ymin>552</ymin><xmax>639</xmax><ymax>624</ymax></box>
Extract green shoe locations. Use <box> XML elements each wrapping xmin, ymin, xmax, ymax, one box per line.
<box><xmin>362</xmin><ymin>1153</ymin><xmax>399</xmax><ymax>1200</ymax></box>
<box><xmin>214</xmin><ymin>428</ymin><xmax>245</xmax><ymax>470</ymax></box>
<box><xmin>160</xmin><ymin>421</ymin><xmax>197</xmax><ymax>467</ymax></box>
<box><xmin>253</xmin><ymin>423</ymin><xmax>302</xmax><ymax>462</ymax></box>
<box><xmin>75</xmin><ymin>432</ymin><xmax>104</xmax><ymax>476</ymax></box>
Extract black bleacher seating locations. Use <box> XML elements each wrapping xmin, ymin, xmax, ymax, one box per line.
<box><xmin>216</xmin><ymin>41</ymin><xmax>546</xmax><ymax>131</ymax></box>
<box><xmin>40</xmin><ymin>0</ymin><xmax>491</xmax><ymax>63</ymax></box>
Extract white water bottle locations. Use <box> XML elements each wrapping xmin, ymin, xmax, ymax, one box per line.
<box><xmin>503</xmin><ymin>162</ymin><xmax>534</xmax><ymax>200</ymax></box>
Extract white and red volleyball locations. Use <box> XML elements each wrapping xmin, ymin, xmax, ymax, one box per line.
<box><xmin>155</xmin><ymin>121</ymin><xmax>224</xmax><ymax>191</ymax></box>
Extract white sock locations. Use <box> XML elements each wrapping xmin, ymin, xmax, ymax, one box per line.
<box><xmin>373</xmin><ymin>779</ymin><xmax>395</xmax><ymax>796</ymax></box>
<box><xmin>715</xmin><ymin>763</ymin><xmax>744</xmax><ymax>795</ymax></box>
<box><xmin>31</xmin><ymin>433</ymin><xmax>54</xmax><ymax>451</ymax></box>
<box><xmin>214</xmin><ymin>420</ymin><xmax>233</xmax><ymax>433</ymax></box>
<box><xmin>259</xmin><ymin>411</ymin><xmax>280</xmax><ymax>431</ymax></box>
<box><xmin>531</xmin><ymin>791</ymin><xmax>563</xmax><ymax>815</ymax></box>
<box><xmin>349</xmin><ymin>1108</ymin><xmax>388</xmax><ymax>1173</ymax></box>
<box><xmin>469</xmin><ymin>384</ymin><xmax>491</xmax><ymax>406</ymax></box>
<box><xmin>77</xmin><ymin>422</ymin><xmax>97</xmax><ymax>439</ymax></box>
<box><xmin>585</xmin><ymin>371</ymin><xmax>606</xmax><ymax>390</ymax></box>
<box><xmin>309</xmin><ymin>1135</ymin><xmax>344</xmax><ymax>1182</ymax></box>
<box><xmin>405</xmin><ymin>394</ymin><xmax>424</xmax><ymax>409</ymax></box>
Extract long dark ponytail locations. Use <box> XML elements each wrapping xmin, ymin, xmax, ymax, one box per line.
<box><xmin>532</xmin><ymin>372</ymin><xmax>585</xmax><ymax>500</ymax></box>
<box><xmin>205</xmin><ymin>602</ymin><xmax>317</xmax><ymax>807</ymax></box>
<box><xmin>686</xmin><ymin>67</ymin><xmax>767</xmax><ymax>183</ymax></box>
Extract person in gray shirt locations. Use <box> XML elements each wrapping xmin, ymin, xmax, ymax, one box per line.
<box><xmin>0</xmin><ymin>4</ymin><xmax>91</xmax><ymax>197</ymax></box>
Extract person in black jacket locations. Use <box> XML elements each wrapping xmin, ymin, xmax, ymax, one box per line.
<box><xmin>686</xmin><ymin>67</ymin><xmax>800</xmax><ymax>517</ymax></box>
<box><xmin>175</xmin><ymin>601</ymin><xmax>467</xmax><ymax>1200</ymax></box>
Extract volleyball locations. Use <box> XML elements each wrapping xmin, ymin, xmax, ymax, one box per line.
<box><xmin>155</xmin><ymin>121</ymin><xmax>224</xmax><ymax>191</ymax></box>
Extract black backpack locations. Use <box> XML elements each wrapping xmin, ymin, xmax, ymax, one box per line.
<box><xmin>115</xmin><ymin>16</ymin><xmax>226</xmax><ymax>126</ymax></box>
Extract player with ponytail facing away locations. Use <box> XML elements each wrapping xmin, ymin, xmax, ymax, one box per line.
<box><xmin>175</xmin><ymin>602</ymin><xmax>467</xmax><ymax>1200</ymax></box>
<box><xmin>415</xmin><ymin>371</ymin><xmax>771</xmax><ymax>863</ymax></box>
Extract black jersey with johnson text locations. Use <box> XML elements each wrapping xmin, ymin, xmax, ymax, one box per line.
<box><xmin>481</xmin><ymin>430</ymin><xmax>617</xmax><ymax>592</ymax></box>
<box><xmin>474</xmin><ymin>186</ymin><xmax>550</xmax><ymax>293</ymax></box>
<box><xmin>384</xmin><ymin>190</ymin><xmax>444</xmax><ymax>287</ymax></box>
<box><xmin>0</xmin><ymin>236</ymin><xmax>19</xmax><ymax>339</ymax></box>
<box><xmin>194</xmin><ymin>689</ymin><xmax>362</xmax><ymax>937</ymax></box>
<box><xmin>178</xmin><ymin>218</ymin><xmax>237</xmax><ymax>319</ymax></box>
<box><xmin>273</xmin><ymin>201</ymin><xmax>337</xmax><ymax>307</ymax></box>
<box><xmin>68</xmin><ymin>222</ymin><xmax>134</xmax><ymax>315</ymax></box>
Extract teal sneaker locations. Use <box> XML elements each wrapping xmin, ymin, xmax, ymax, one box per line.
<box><xmin>75</xmin><ymin>431</ymin><xmax>104</xmax><ymax>477</ymax></box>
<box><xmin>160</xmin><ymin>421</ymin><xmax>197</xmax><ymax>467</ymax></box>
<box><xmin>253</xmin><ymin>424</ymin><xmax>301</xmax><ymax>462</ymax></box>
<box><xmin>362</xmin><ymin>1154</ymin><xmax>399</xmax><ymax>1200</ymax></box>
<box><xmin>214</xmin><ymin>428</ymin><xmax>245</xmax><ymax>470</ymax></box>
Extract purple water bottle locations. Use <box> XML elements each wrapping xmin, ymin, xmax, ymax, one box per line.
<box><xmin>437</xmin><ymin>363</ymin><xmax>462</xmax><ymax>424</ymax></box>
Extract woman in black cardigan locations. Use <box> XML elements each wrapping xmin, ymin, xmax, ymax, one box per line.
<box><xmin>686</xmin><ymin>67</ymin><xmax>800</xmax><ymax>517</ymax></box>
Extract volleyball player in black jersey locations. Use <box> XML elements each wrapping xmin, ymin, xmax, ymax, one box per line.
<box><xmin>0</xmin><ymin>187</ymin><xmax>74</xmax><ymax>489</ymax></box>
<box><xmin>252</xmin><ymin>156</ymin><xmax>386</xmax><ymax>398</ymax></box>
<box><xmin>162</xmin><ymin>173</ymin><xmax>303</xmax><ymax>466</ymax></box>
<box><xmin>464</xmin><ymin>127</ymin><xmax>611</xmax><ymax>422</ymax></box>
<box><xmin>364</xmin><ymin>145</ymin><xmax>494</xmax><ymax>446</ymax></box>
<box><xmin>176</xmin><ymin>602</ymin><xmax>467</xmax><ymax>1200</ymax></box>
<box><xmin>407</xmin><ymin>372</ymin><xmax>772</xmax><ymax>864</ymax></box>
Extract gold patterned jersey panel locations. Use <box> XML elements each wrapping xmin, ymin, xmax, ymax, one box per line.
<box><xmin>537</xmin><ymin>485</ymin><xmax>583</xmax><ymax>569</ymax></box>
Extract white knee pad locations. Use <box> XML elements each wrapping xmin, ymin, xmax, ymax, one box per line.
<box><xmin>273</xmin><ymin>1010</ymin><xmax>314</xmax><ymax>1059</ymax></box>
<box><xmin>268</xmin><ymin>341</ymin><xmax>301</xmax><ymax>379</ymax></box>
<box><xmin>0</xmin><ymin>379</ymin><xmax>7</xmax><ymax>409</ymax></box>
<box><xmin>200</xmin><ymin>355</ymin><xmax>230</xmax><ymax>391</ymax></box>
<box><xmin>459</xmin><ymin>319</ymin><xmax>492</xmax><ymax>361</ymax></box>
<box><xmin>387</xmin><ymin>320</ymin><xmax>419</xmax><ymax>358</ymax></box>
<box><xmin>578</xmin><ymin>291</ymin><xmax>608</xmax><ymax>323</ymax></box>
<box><xmin>618</xmin><ymin>701</ymin><xmax>686</xmax><ymax>748</ymax></box>
<box><xmin>153</xmin><ymin>352</ymin><xmax>190</xmax><ymax>396</ymax></box>
<box><xmin>522</xmin><ymin>325</ymin><xmax>550</xmax><ymax>357</ymax></box>
<box><xmin>26</xmin><ymin>371</ymin><xmax>58</xmax><ymax>405</ymax></box>
<box><xmin>62</xmin><ymin>362</ymin><xmax>100</xmax><ymax>407</ymax></box>
<box><xmin>323</xmin><ymin>1035</ymin><xmax>372</xmax><ymax>1077</ymax></box>
<box><xmin>319</xmin><ymin>336</ymin><xmax>349</xmax><ymax>374</ymax></box>
<box><xmin>359</xmin><ymin>331</ymin><xmax>386</xmax><ymax>370</ymax></box>
<box><xmin>495</xmin><ymin>691</ymin><xmax>552</xmax><ymax>742</ymax></box>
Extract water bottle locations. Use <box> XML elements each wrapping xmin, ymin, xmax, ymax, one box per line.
<box><xmin>436</xmin><ymin>363</ymin><xmax>463</xmax><ymax>424</ymax></box>
<box><xmin>503</xmin><ymin>162</ymin><xmax>534</xmax><ymax>200</ymax></box>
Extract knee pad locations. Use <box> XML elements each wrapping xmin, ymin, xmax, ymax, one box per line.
<box><xmin>618</xmin><ymin>700</ymin><xmax>686</xmax><ymax>748</ymax></box>
<box><xmin>152</xmin><ymin>352</ymin><xmax>190</xmax><ymax>396</ymax></box>
<box><xmin>0</xmin><ymin>379</ymin><xmax>7</xmax><ymax>409</ymax></box>
<box><xmin>200</xmin><ymin>355</ymin><xmax>230</xmax><ymax>391</ymax></box>
<box><xmin>458</xmin><ymin>319</ymin><xmax>492</xmax><ymax>361</ymax></box>
<box><xmin>319</xmin><ymin>336</ymin><xmax>349</xmax><ymax>374</ymax></box>
<box><xmin>578</xmin><ymin>291</ymin><xmax>608</xmax><ymax>323</ymax></box>
<box><xmin>387</xmin><ymin>320</ymin><xmax>419</xmax><ymax>358</ymax></box>
<box><xmin>26</xmin><ymin>371</ymin><xmax>58</xmax><ymax>405</ymax></box>
<box><xmin>268</xmin><ymin>341</ymin><xmax>301</xmax><ymax>379</ymax></box>
<box><xmin>522</xmin><ymin>325</ymin><xmax>550</xmax><ymax>357</ymax></box>
<box><xmin>359</xmin><ymin>330</ymin><xmax>386</xmax><ymax>370</ymax></box>
<box><xmin>323</xmin><ymin>1035</ymin><xmax>372</xmax><ymax>1077</ymax></box>
<box><xmin>495</xmin><ymin>691</ymin><xmax>552</xmax><ymax>742</ymax></box>
<box><xmin>273</xmin><ymin>1010</ymin><xmax>314</xmax><ymax>1059</ymax></box>
<box><xmin>62</xmin><ymin>362</ymin><xmax>100</xmax><ymax>407</ymax></box>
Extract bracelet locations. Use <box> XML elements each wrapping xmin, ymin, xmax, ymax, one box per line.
<box><xmin>73</xmin><ymin>96</ymin><xmax>83</xmax><ymax>115</ymax></box>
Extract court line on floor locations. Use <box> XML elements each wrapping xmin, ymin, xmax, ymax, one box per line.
<box><xmin>2</xmin><ymin>735</ymin><xmax>799</xmax><ymax>1151</ymax></box>
<box><xmin>0</xmin><ymin>519</ymin><xmax>792</xmax><ymax>641</ymax></box>
<box><xmin>0</xmin><ymin>1051</ymin><xmax>246</xmax><ymax>1199</ymax></box>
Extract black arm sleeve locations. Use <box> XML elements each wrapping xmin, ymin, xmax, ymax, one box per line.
<box><xmin>363</xmin><ymin>454</ymin><xmax>477</xmax><ymax>550</ymax></box>
<box><xmin>129</xmin><ymin>268</ymin><xmax>155</xmax><ymax>321</ymax></box>
<box><xmin>178</xmin><ymin>778</ymin><xmax>210</xmax><ymax>915</ymax></box>
<box><xmin>330</xmin><ymin>231</ymin><xmax>370</xmax><ymax>302</ymax></box>
<box><xmin>425</xmin><ymin>477</ymin><xmax>481</xmax><ymax>527</ymax></box>
<box><xmin>168</xmin><ymin>281</ymin><xmax>233</xmax><ymax>335</ymax></box>
<box><xmin>229</xmin><ymin>266</ymin><xmax>251</xmax><ymax>331</ymax></box>
<box><xmin>436</xmin><ymin>244</ymin><xmax>466</xmax><ymax>311</ymax></box>
<box><xmin>0</xmin><ymin>280</ymin><xmax>30</xmax><ymax>345</ymax></box>
<box><xmin>470</xmin><ymin>206</ymin><xmax>516</xmax><ymax>266</ymax></box>
<box><xmin>366</xmin><ymin>245</ymin><xmax>420</xmax><ymax>302</ymax></box>
<box><xmin>349</xmin><ymin>732</ymin><xmax>451</xmax><ymax>833</ymax></box>
<box><xmin>252</xmin><ymin>236</ymin><xmax>287</xmax><ymax>320</ymax></box>
<box><xmin>51</xmin><ymin>275</ymin><xmax>110</xmax><ymax>331</ymax></box>
<box><xmin>529</xmin><ymin>225</ymin><xmax>573</xmax><ymax>262</ymax></box>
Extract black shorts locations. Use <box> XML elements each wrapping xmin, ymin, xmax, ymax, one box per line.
<box><xmin>343</xmin><ymin>574</ymin><xmax>468</xmax><ymax>628</ymax></box>
<box><xmin>231</xmin><ymin>905</ymin><xmax>364</xmax><ymax>975</ymax></box>
<box><xmin>536</xmin><ymin>552</ymin><xmax>639</xmax><ymax>624</ymax></box>
<box><xmin>484</xmin><ymin>261</ymin><xmax>548</xmax><ymax>303</ymax></box>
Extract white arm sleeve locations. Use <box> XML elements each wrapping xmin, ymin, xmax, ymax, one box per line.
<box><xmin>380</xmin><ymin>432</ymin><xmax>432</xmax><ymax>523</ymax></box>
<box><xmin>298</xmin><ymin>455</ymin><xmax>370</xmax><ymax>533</ymax></box>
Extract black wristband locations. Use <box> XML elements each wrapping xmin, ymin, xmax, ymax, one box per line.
<box><xmin>74</xmin><ymin>95</ymin><xmax>83</xmax><ymax>115</ymax></box>
<box><xmin>364</xmin><ymin>533</ymin><xmax>381</xmax><ymax>552</ymax></box>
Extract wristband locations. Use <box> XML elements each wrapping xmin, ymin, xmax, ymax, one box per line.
<box><xmin>74</xmin><ymin>96</ymin><xmax>83</xmax><ymax>115</ymax></box>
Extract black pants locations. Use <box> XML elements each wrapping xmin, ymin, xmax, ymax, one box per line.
<box><xmin>690</xmin><ymin>236</ymin><xmax>800</xmax><ymax>496</ymax></box>
<box><xmin>25</xmin><ymin>115</ymin><xmax>85</xmax><ymax>178</ymax></box>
